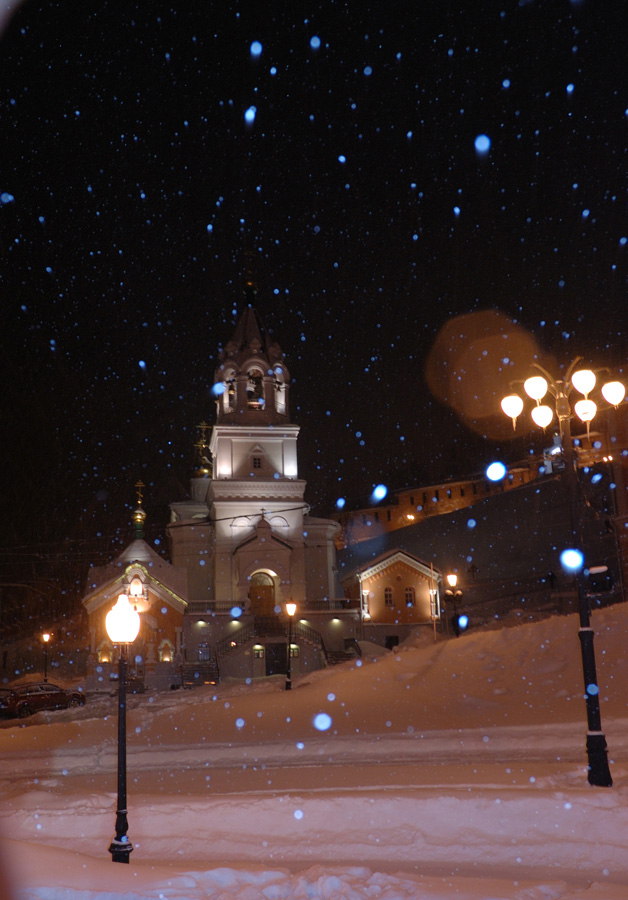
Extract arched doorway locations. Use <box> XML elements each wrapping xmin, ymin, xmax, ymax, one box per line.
<box><xmin>249</xmin><ymin>571</ymin><xmax>276</xmax><ymax>616</ymax></box>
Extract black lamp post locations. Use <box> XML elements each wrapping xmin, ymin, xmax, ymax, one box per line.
<box><xmin>42</xmin><ymin>632</ymin><xmax>51</xmax><ymax>682</ymax></box>
<box><xmin>285</xmin><ymin>601</ymin><xmax>296</xmax><ymax>690</ymax></box>
<box><xmin>445</xmin><ymin>575</ymin><xmax>464</xmax><ymax>636</ymax></box>
<box><xmin>106</xmin><ymin>593</ymin><xmax>141</xmax><ymax>862</ymax></box>
<box><xmin>501</xmin><ymin>359</ymin><xmax>625</xmax><ymax>787</ymax></box>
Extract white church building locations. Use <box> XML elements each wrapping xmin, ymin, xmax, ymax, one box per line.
<box><xmin>166</xmin><ymin>301</ymin><xmax>362</xmax><ymax>682</ymax></box>
<box><xmin>83</xmin><ymin>297</ymin><xmax>442</xmax><ymax>689</ymax></box>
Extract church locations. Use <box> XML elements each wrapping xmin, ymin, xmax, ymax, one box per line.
<box><xmin>82</xmin><ymin>294</ymin><xmax>443</xmax><ymax>690</ymax></box>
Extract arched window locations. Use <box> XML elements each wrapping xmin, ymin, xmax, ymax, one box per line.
<box><xmin>274</xmin><ymin>367</ymin><xmax>287</xmax><ymax>415</ymax></box>
<box><xmin>246</xmin><ymin>370</ymin><xmax>264</xmax><ymax>408</ymax></box>
<box><xmin>384</xmin><ymin>586</ymin><xmax>394</xmax><ymax>607</ymax></box>
<box><xmin>223</xmin><ymin>369</ymin><xmax>236</xmax><ymax>413</ymax></box>
<box><xmin>405</xmin><ymin>587</ymin><xmax>415</xmax><ymax>607</ymax></box>
<box><xmin>97</xmin><ymin>640</ymin><xmax>113</xmax><ymax>664</ymax></box>
<box><xmin>158</xmin><ymin>639</ymin><xmax>175</xmax><ymax>663</ymax></box>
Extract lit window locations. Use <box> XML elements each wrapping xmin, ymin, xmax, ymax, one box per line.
<box><xmin>289</xmin><ymin>644</ymin><xmax>299</xmax><ymax>658</ymax></box>
<box><xmin>405</xmin><ymin>587</ymin><xmax>415</xmax><ymax>607</ymax></box>
<box><xmin>254</xmin><ymin>645</ymin><xmax>264</xmax><ymax>659</ymax></box>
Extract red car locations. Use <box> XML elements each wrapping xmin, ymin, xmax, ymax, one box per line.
<box><xmin>0</xmin><ymin>682</ymin><xmax>86</xmax><ymax>718</ymax></box>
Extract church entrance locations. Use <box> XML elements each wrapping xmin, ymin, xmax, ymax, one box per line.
<box><xmin>249</xmin><ymin>571</ymin><xmax>276</xmax><ymax>616</ymax></box>
<box><xmin>265</xmin><ymin>642</ymin><xmax>287</xmax><ymax>676</ymax></box>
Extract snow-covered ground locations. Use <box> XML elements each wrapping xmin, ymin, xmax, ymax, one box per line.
<box><xmin>1</xmin><ymin>604</ymin><xmax>628</xmax><ymax>899</ymax></box>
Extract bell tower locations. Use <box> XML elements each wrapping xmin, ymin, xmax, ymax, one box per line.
<box><xmin>213</xmin><ymin>283</ymin><xmax>290</xmax><ymax>428</ymax></box>
<box><xmin>207</xmin><ymin>292</ymin><xmax>307</xmax><ymax>611</ymax></box>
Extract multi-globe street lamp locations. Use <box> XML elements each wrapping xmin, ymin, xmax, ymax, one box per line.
<box><xmin>41</xmin><ymin>632</ymin><xmax>51</xmax><ymax>682</ymax></box>
<box><xmin>105</xmin><ymin>592</ymin><xmax>141</xmax><ymax>862</ymax></box>
<box><xmin>501</xmin><ymin>358</ymin><xmax>625</xmax><ymax>787</ymax></box>
<box><xmin>285</xmin><ymin>601</ymin><xmax>297</xmax><ymax>691</ymax></box>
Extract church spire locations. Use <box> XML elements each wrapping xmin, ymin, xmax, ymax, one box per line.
<box><xmin>131</xmin><ymin>480</ymin><xmax>147</xmax><ymax>540</ymax></box>
<box><xmin>214</xmin><ymin>285</ymin><xmax>290</xmax><ymax>426</ymax></box>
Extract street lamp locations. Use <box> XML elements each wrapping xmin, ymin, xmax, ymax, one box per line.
<box><xmin>41</xmin><ymin>632</ymin><xmax>51</xmax><ymax>682</ymax></box>
<box><xmin>285</xmin><ymin>601</ymin><xmax>297</xmax><ymax>691</ymax></box>
<box><xmin>501</xmin><ymin>358</ymin><xmax>625</xmax><ymax>787</ymax></box>
<box><xmin>105</xmin><ymin>593</ymin><xmax>141</xmax><ymax>862</ymax></box>
<box><xmin>445</xmin><ymin>574</ymin><xmax>465</xmax><ymax>636</ymax></box>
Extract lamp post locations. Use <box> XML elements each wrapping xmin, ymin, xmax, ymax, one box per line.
<box><xmin>105</xmin><ymin>593</ymin><xmax>141</xmax><ymax>862</ymax></box>
<box><xmin>501</xmin><ymin>358</ymin><xmax>625</xmax><ymax>787</ymax></box>
<box><xmin>445</xmin><ymin>574</ymin><xmax>464</xmax><ymax>636</ymax></box>
<box><xmin>285</xmin><ymin>601</ymin><xmax>297</xmax><ymax>690</ymax></box>
<box><xmin>42</xmin><ymin>632</ymin><xmax>51</xmax><ymax>682</ymax></box>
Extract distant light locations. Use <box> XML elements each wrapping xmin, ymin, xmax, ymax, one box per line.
<box><xmin>335</xmin><ymin>497</ymin><xmax>346</xmax><ymax>509</ymax></box>
<box><xmin>138</xmin><ymin>360</ymin><xmax>146</xmax><ymax>370</ymax></box>
<box><xmin>231</xmin><ymin>606</ymin><xmax>242</xmax><ymax>618</ymax></box>
<box><xmin>363</xmin><ymin>66</ymin><xmax>373</xmax><ymax>76</ymax></box>
<box><xmin>453</xmin><ymin>205</ymin><xmax>461</xmax><ymax>216</ymax></box>
<box><xmin>0</xmin><ymin>192</ymin><xmax>15</xmax><ymax>204</ymax></box>
<box><xmin>313</xmin><ymin>712</ymin><xmax>332</xmax><ymax>732</ymax></box>
<box><xmin>371</xmin><ymin>484</ymin><xmax>387</xmax><ymax>502</ymax></box>
<box><xmin>310</xmin><ymin>35</ymin><xmax>321</xmax><ymax>49</ymax></box>
<box><xmin>591</xmin><ymin>473</ymin><xmax>603</xmax><ymax>484</ymax></box>
<box><xmin>561</xmin><ymin>548</ymin><xmax>584</xmax><ymax>571</ymax></box>
<box><xmin>474</xmin><ymin>134</ymin><xmax>491</xmax><ymax>154</ymax></box>
<box><xmin>338</xmin><ymin>154</ymin><xmax>347</xmax><ymax>163</ymax></box>
<box><xmin>566</xmin><ymin>83</ymin><xmax>575</xmax><ymax>94</ymax></box>
<box><xmin>467</xmin><ymin>518</ymin><xmax>477</xmax><ymax>529</ymax></box>
<box><xmin>502</xmin><ymin>78</ymin><xmax>511</xmax><ymax>88</ymax></box>
<box><xmin>250</xmin><ymin>41</ymin><xmax>263</xmax><ymax>57</ymax></box>
<box><xmin>486</xmin><ymin>461</ymin><xmax>507</xmax><ymax>481</ymax></box>
<box><xmin>244</xmin><ymin>106</ymin><xmax>257</xmax><ymax>124</ymax></box>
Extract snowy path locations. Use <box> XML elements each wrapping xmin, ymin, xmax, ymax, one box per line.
<box><xmin>2</xmin><ymin>609</ymin><xmax>628</xmax><ymax>898</ymax></box>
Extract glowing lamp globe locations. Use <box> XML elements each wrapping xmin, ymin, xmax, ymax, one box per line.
<box><xmin>501</xmin><ymin>394</ymin><xmax>523</xmax><ymax>428</ymax></box>
<box><xmin>446</xmin><ymin>573</ymin><xmax>458</xmax><ymax>588</ymax></box>
<box><xmin>574</xmin><ymin>398</ymin><xmax>597</xmax><ymax>423</ymax></box>
<box><xmin>531</xmin><ymin>405</ymin><xmax>554</xmax><ymax>429</ymax></box>
<box><xmin>106</xmin><ymin>593</ymin><xmax>141</xmax><ymax>644</ymax></box>
<box><xmin>571</xmin><ymin>369</ymin><xmax>596</xmax><ymax>397</ymax></box>
<box><xmin>523</xmin><ymin>376</ymin><xmax>548</xmax><ymax>401</ymax></box>
<box><xmin>286</xmin><ymin>602</ymin><xmax>297</xmax><ymax>617</ymax></box>
<box><xmin>601</xmin><ymin>381</ymin><xmax>626</xmax><ymax>407</ymax></box>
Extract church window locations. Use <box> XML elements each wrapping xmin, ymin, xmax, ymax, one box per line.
<box><xmin>247</xmin><ymin>371</ymin><xmax>264</xmax><ymax>408</ymax></box>
<box><xmin>158</xmin><ymin>639</ymin><xmax>175</xmax><ymax>663</ymax></box>
<box><xmin>198</xmin><ymin>642</ymin><xmax>211</xmax><ymax>662</ymax></box>
<box><xmin>274</xmin><ymin>368</ymin><xmax>287</xmax><ymax>415</ymax></box>
<box><xmin>253</xmin><ymin>457</ymin><xmax>262</xmax><ymax>469</ymax></box>
<box><xmin>223</xmin><ymin>370</ymin><xmax>236</xmax><ymax>413</ymax></box>
<box><xmin>405</xmin><ymin>587</ymin><xmax>415</xmax><ymax>607</ymax></box>
<box><xmin>384</xmin><ymin>586</ymin><xmax>393</xmax><ymax>606</ymax></box>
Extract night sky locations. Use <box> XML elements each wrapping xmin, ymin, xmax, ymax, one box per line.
<box><xmin>2</xmin><ymin>1</ymin><xmax>628</xmax><ymax>596</ymax></box>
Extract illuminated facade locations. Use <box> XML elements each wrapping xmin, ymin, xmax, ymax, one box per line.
<box><xmin>82</xmin><ymin>302</ymin><xmax>445</xmax><ymax>688</ymax></box>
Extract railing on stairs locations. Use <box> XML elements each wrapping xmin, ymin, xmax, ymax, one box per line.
<box><xmin>212</xmin><ymin>617</ymin><xmax>360</xmax><ymax>670</ymax></box>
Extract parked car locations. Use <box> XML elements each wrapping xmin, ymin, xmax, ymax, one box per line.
<box><xmin>0</xmin><ymin>682</ymin><xmax>86</xmax><ymax>719</ymax></box>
